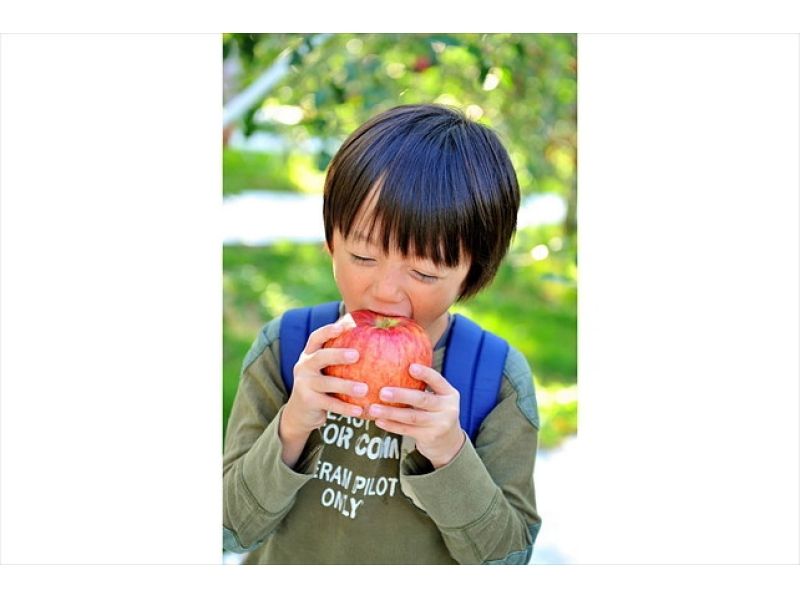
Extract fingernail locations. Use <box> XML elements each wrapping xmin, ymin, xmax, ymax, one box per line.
<box><xmin>352</xmin><ymin>383</ymin><xmax>368</xmax><ymax>396</ymax></box>
<box><xmin>369</xmin><ymin>405</ymin><xmax>384</xmax><ymax>417</ymax></box>
<box><xmin>351</xmin><ymin>406</ymin><xmax>363</xmax><ymax>417</ymax></box>
<box><xmin>345</xmin><ymin>350</ymin><xmax>359</xmax><ymax>362</ymax></box>
<box><xmin>380</xmin><ymin>388</ymin><xmax>393</xmax><ymax>400</ymax></box>
<box><xmin>410</xmin><ymin>364</ymin><xmax>422</xmax><ymax>375</ymax></box>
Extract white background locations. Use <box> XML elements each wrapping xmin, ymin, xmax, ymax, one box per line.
<box><xmin>1</xmin><ymin>19</ymin><xmax>799</xmax><ymax>598</ymax></box>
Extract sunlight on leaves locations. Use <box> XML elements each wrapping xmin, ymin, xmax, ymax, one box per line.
<box><xmin>260</xmin><ymin>282</ymin><xmax>300</xmax><ymax>317</ymax></box>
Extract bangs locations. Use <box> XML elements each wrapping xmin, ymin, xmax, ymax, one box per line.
<box><xmin>339</xmin><ymin>160</ymin><xmax>471</xmax><ymax>268</ymax></box>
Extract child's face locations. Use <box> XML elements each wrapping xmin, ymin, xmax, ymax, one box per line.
<box><xmin>326</xmin><ymin>226</ymin><xmax>470</xmax><ymax>345</ymax></box>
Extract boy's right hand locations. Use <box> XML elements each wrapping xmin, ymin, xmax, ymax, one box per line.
<box><xmin>280</xmin><ymin>321</ymin><xmax>367</xmax><ymax>441</ymax></box>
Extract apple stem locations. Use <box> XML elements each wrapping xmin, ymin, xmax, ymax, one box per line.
<box><xmin>376</xmin><ymin>318</ymin><xmax>399</xmax><ymax>329</ymax></box>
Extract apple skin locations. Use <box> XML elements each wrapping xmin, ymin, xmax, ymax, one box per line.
<box><xmin>322</xmin><ymin>310</ymin><xmax>433</xmax><ymax>418</ymax></box>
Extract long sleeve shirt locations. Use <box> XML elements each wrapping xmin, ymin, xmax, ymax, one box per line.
<box><xmin>223</xmin><ymin>307</ymin><xmax>542</xmax><ymax>564</ymax></box>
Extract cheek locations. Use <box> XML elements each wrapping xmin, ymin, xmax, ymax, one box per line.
<box><xmin>332</xmin><ymin>258</ymin><xmax>363</xmax><ymax>291</ymax></box>
<box><xmin>414</xmin><ymin>285</ymin><xmax>453</xmax><ymax>312</ymax></box>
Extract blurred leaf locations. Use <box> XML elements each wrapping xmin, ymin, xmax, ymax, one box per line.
<box><xmin>223</xmin><ymin>33</ymin><xmax>577</xmax><ymax>238</ymax></box>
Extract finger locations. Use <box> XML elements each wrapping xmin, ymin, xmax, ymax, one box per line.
<box><xmin>368</xmin><ymin>403</ymin><xmax>433</xmax><ymax>426</ymax></box>
<box><xmin>299</xmin><ymin>386</ymin><xmax>364</xmax><ymax>418</ymax></box>
<box><xmin>313</xmin><ymin>373</ymin><xmax>369</xmax><ymax>400</ymax></box>
<box><xmin>308</xmin><ymin>347</ymin><xmax>361</xmax><ymax>371</ymax></box>
<box><xmin>304</xmin><ymin>316</ymin><xmax>354</xmax><ymax>353</ymax></box>
<box><xmin>378</xmin><ymin>387</ymin><xmax>437</xmax><ymax>411</ymax></box>
<box><xmin>322</xmin><ymin>395</ymin><xmax>364</xmax><ymax>419</ymax></box>
<box><xmin>303</xmin><ymin>322</ymin><xmax>345</xmax><ymax>353</ymax></box>
<box><xmin>408</xmin><ymin>363</ymin><xmax>454</xmax><ymax>396</ymax></box>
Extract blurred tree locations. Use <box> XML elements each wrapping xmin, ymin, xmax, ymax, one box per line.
<box><xmin>222</xmin><ymin>33</ymin><xmax>577</xmax><ymax>237</ymax></box>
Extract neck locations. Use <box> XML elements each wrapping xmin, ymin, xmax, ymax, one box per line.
<box><xmin>426</xmin><ymin>312</ymin><xmax>451</xmax><ymax>348</ymax></box>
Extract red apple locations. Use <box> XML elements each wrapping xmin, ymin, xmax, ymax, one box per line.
<box><xmin>322</xmin><ymin>310</ymin><xmax>433</xmax><ymax>418</ymax></box>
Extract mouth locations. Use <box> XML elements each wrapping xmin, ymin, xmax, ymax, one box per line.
<box><xmin>366</xmin><ymin>308</ymin><xmax>411</xmax><ymax>319</ymax></box>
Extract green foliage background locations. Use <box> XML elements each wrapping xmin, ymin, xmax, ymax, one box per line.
<box><xmin>222</xmin><ymin>33</ymin><xmax>577</xmax><ymax>449</ymax></box>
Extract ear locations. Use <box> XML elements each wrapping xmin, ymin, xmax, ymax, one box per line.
<box><xmin>324</xmin><ymin>240</ymin><xmax>332</xmax><ymax>256</ymax></box>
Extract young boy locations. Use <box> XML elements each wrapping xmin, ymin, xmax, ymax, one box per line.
<box><xmin>223</xmin><ymin>104</ymin><xmax>541</xmax><ymax>564</ymax></box>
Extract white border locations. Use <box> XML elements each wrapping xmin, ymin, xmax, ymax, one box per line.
<box><xmin>0</xmin><ymin>30</ymin><xmax>798</xmax><ymax>592</ymax></box>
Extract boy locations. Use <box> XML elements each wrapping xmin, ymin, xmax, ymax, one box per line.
<box><xmin>223</xmin><ymin>104</ymin><xmax>541</xmax><ymax>564</ymax></box>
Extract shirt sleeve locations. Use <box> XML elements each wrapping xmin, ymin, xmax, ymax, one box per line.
<box><xmin>222</xmin><ymin>318</ymin><xmax>324</xmax><ymax>553</ymax></box>
<box><xmin>398</xmin><ymin>346</ymin><xmax>542</xmax><ymax>564</ymax></box>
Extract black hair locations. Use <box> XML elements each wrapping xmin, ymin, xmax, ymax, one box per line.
<box><xmin>323</xmin><ymin>103</ymin><xmax>520</xmax><ymax>300</ymax></box>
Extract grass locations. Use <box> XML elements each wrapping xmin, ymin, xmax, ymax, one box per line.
<box><xmin>223</xmin><ymin>224</ymin><xmax>577</xmax><ymax>450</ymax></box>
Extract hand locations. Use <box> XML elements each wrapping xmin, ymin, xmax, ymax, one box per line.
<box><xmin>368</xmin><ymin>363</ymin><xmax>466</xmax><ymax>469</ymax></box>
<box><xmin>280</xmin><ymin>319</ymin><xmax>367</xmax><ymax>444</ymax></box>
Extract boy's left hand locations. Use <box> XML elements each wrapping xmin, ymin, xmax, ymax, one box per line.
<box><xmin>368</xmin><ymin>363</ymin><xmax>466</xmax><ymax>469</ymax></box>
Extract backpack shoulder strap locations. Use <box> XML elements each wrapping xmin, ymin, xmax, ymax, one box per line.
<box><xmin>442</xmin><ymin>314</ymin><xmax>510</xmax><ymax>443</ymax></box>
<box><xmin>278</xmin><ymin>301</ymin><xmax>341</xmax><ymax>395</ymax></box>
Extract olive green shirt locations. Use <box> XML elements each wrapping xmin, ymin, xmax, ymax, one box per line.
<box><xmin>223</xmin><ymin>307</ymin><xmax>542</xmax><ymax>564</ymax></box>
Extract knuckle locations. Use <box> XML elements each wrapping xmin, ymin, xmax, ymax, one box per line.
<box><xmin>294</xmin><ymin>351</ymin><xmax>314</xmax><ymax>373</ymax></box>
<box><xmin>292</xmin><ymin>365</ymin><xmax>310</xmax><ymax>383</ymax></box>
<box><xmin>420</xmin><ymin>394</ymin><xmax>432</xmax><ymax>410</ymax></box>
<box><xmin>305</xmin><ymin>331</ymin><xmax>321</xmax><ymax>349</ymax></box>
<box><xmin>292</xmin><ymin>361</ymin><xmax>304</xmax><ymax>379</ymax></box>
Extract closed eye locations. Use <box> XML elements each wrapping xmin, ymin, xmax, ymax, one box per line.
<box><xmin>350</xmin><ymin>252</ymin><xmax>439</xmax><ymax>282</ymax></box>
<box><xmin>349</xmin><ymin>253</ymin><xmax>376</xmax><ymax>264</ymax></box>
<box><xmin>413</xmin><ymin>270</ymin><xmax>439</xmax><ymax>283</ymax></box>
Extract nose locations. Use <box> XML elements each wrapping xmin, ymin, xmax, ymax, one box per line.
<box><xmin>371</xmin><ymin>268</ymin><xmax>405</xmax><ymax>304</ymax></box>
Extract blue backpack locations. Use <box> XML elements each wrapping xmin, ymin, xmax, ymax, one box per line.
<box><xmin>278</xmin><ymin>301</ymin><xmax>509</xmax><ymax>442</ymax></box>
